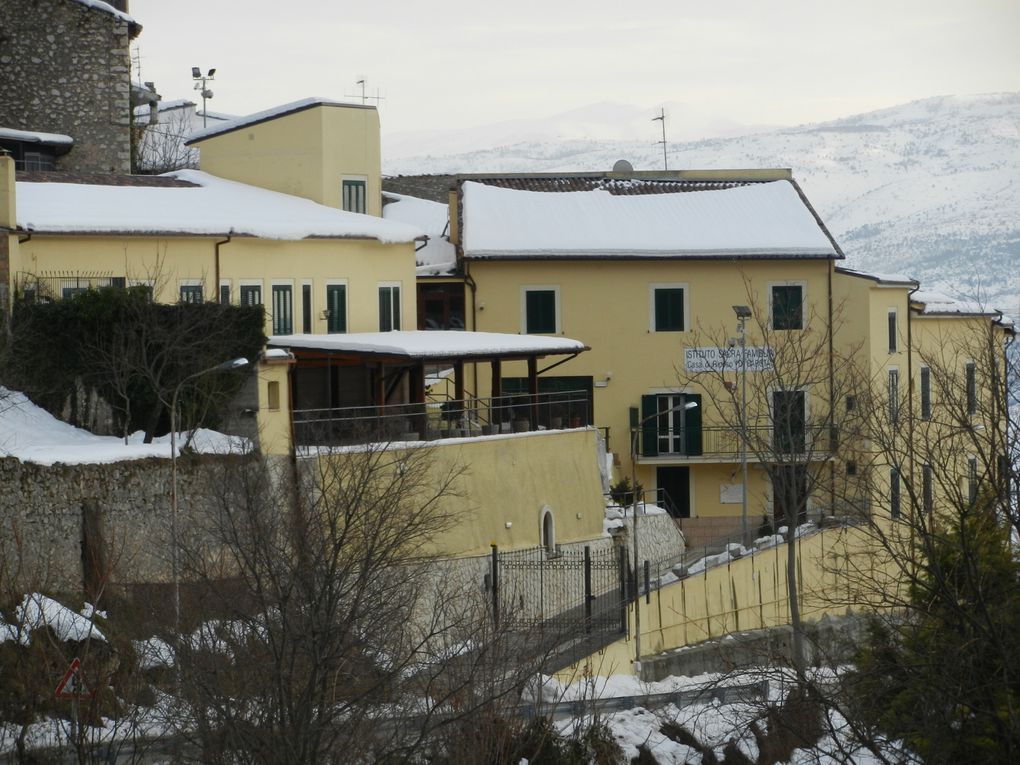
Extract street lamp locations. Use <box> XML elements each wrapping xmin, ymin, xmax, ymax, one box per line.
<box><xmin>733</xmin><ymin>305</ymin><xmax>752</xmax><ymax>546</ymax></box>
<box><xmin>170</xmin><ymin>356</ymin><xmax>248</xmax><ymax>670</ymax></box>
<box><xmin>630</xmin><ymin>398</ymin><xmax>698</xmax><ymax>673</ymax></box>
<box><xmin>191</xmin><ymin>66</ymin><xmax>216</xmax><ymax>128</ymax></box>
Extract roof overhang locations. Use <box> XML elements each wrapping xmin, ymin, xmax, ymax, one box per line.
<box><xmin>268</xmin><ymin>330</ymin><xmax>589</xmax><ymax>364</ymax></box>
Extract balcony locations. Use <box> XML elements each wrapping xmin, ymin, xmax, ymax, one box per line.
<box><xmin>293</xmin><ymin>389</ymin><xmax>593</xmax><ymax>447</ymax></box>
<box><xmin>636</xmin><ymin>423</ymin><xmax>838</xmax><ymax>464</ymax></box>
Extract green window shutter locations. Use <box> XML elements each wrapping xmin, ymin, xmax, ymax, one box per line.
<box><xmin>240</xmin><ymin>285</ymin><xmax>262</xmax><ymax>306</ymax></box>
<box><xmin>640</xmin><ymin>394</ymin><xmax>658</xmax><ymax>457</ymax></box>
<box><xmin>219</xmin><ymin>284</ymin><xmax>230</xmax><ymax>304</ymax></box>
<box><xmin>684</xmin><ymin>393</ymin><xmax>702</xmax><ymax>455</ymax></box>
<box><xmin>526</xmin><ymin>290</ymin><xmax>556</xmax><ymax>333</ymax></box>
<box><xmin>772</xmin><ymin>285</ymin><xmax>803</xmax><ymax>330</ymax></box>
<box><xmin>271</xmin><ymin>285</ymin><xmax>293</xmax><ymax>335</ymax></box>
<box><xmin>326</xmin><ymin>285</ymin><xmax>346</xmax><ymax>333</ymax></box>
<box><xmin>392</xmin><ymin>286</ymin><xmax>401</xmax><ymax>330</ymax></box>
<box><xmin>654</xmin><ymin>288</ymin><xmax>684</xmax><ymax>331</ymax></box>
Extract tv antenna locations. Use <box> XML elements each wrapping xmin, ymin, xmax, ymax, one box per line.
<box><xmin>345</xmin><ymin>78</ymin><xmax>386</xmax><ymax>106</ymax></box>
<box><xmin>652</xmin><ymin>108</ymin><xmax>668</xmax><ymax>171</ymax></box>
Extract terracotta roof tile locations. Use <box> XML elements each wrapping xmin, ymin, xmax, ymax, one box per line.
<box><xmin>16</xmin><ymin>171</ymin><xmax>197</xmax><ymax>188</ymax></box>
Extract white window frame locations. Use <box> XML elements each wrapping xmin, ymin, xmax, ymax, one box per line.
<box><xmin>378</xmin><ymin>281</ymin><xmax>402</xmax><ymax>332</ymax></box>
<box><xmin>768</xmin><ymin>280</ymin><xmax>806</xmax><ymax>331</ymax></box>
<box><xmin>648</xmin><ymin>282</ymin><xmax>689</xmax><ymax>333</ymax></box>
<box><xmin>520</xmin><ymin>285</ymin><xmax>561</xmax><ymax>334</ymax></box>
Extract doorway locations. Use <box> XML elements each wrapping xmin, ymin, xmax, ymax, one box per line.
<box><xmin>656</xmin><ymin>466</ymin><xmax>691</xmax><ymax>518</ymax></box>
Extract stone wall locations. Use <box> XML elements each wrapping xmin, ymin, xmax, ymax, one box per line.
<box><xmin>0</xmin><ymin>453</ymin><xmax>265</xmax><ymax>594</ymax></box>
<box><xmin>0</xmin><ymin>0</ymin><xmax>137</xmax><ymax>172</ymax></box>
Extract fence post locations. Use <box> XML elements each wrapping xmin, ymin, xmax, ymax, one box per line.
<box><xmin>644</xmin><ymin>559</ymin><xmax>651</xmax><ymax>604</ymax></box>
<box><xmin>491</xmin><ymin>543</ymin><xmax>499</xmax><ymax>630</ymax></box>
<box><xmin>618</xmin><ymin>546</ymin><xmax>628</xmax><ymax>633</ymax></box>
<box><xmin>584</xmin><ymin>545</ymin><xmax>593</xmax><ymax>633</ymax></box>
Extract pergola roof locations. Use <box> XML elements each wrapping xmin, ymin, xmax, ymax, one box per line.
<box><xmin>268</xmin><ymin>330</ymin><xmax>589</xmax><ymax>362</ymax></box>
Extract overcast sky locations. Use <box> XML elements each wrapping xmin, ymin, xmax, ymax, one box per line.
<box><xmin>129</xmin><ymin>0</ymin><xmax>1020</xmax><ymax>138</ymax></box>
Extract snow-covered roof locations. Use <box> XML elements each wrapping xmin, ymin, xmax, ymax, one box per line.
<box><xmin>383</xmin><ymin>192</ymin><xmax>457</xmax><ymax>274</ymax></box>
<box><xmin>912</xmin><ymin>290</ymin><xmax>1004</xmax><ymax>318</ymax></box>
<box><xmin>15</xmin><ymin>169</ymin><xmax>422</xmax><ymax>243</ymax></box>
<box><xmin>132</xmin><ymin>99</ymin><xmax>236</xmax><ymax>120</ymax></box>
<box><xmin>835</xmin><ymin>265</ymin><xmax>918</xmax><ymax>287</ymax></box>
<box><xmin>460</xmin><ymin>180</ymin><xmax>840</xmax><ymax>259</ymax></box>
<box><xmin>0</xmin><ymin>127</ymin><xmax>74</xmax><ymax>146</ymax></box>
<box><xmin>268</xmin><ymin>330</ymin><xmax>588</xmax><ymax>360</ymax></box>
<box><xmin>69</xmin><ymin>0</ymin><xmax>135</xmax><ymax>25</ymax></box>
<box><xmin>186</xmin><ymin>97</ymin><xmax>374</xmax><ymax>145</ymax></box>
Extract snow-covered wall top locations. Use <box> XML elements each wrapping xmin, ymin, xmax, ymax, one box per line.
<box><xmin>383</xmin><ymin>192</ymin><xmax>456</xmax><ymax>272</ymax></box>
<box><xmin>15</xmin><ymin>169</ymin><xmax>422</xmax><ymax>243</ymax></box>
<box><xmin>186</xmin><ymin>97</ymin><xmax>372</xmax><ymax>144</ymax></box>
<box><xmin>460</xmin><ymin>180</ymin><xmax>839</xmax><ymax>259</ymax></box>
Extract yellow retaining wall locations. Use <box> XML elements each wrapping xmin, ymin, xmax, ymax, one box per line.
<box><xmin>563</xmin><ymin>521</ymin><xmax>904</xmax><ymax>678</ymax></box>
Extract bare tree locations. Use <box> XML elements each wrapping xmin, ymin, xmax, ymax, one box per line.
<box><xmin>170</xmin><ymin>438</ymin><xmax>549</xmax><ymax>763</ymax></box>
<box><xmin>135</xmin><ymin>107</ymin><xmax>200</xmax><ymax>175</ymax></box>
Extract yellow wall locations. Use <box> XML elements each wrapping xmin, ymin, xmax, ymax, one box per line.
<box><xmin>13</xmin><ymin>234</ymin><xmax>416</xmax><ymax>336</ymax></box>
<box><xmin>256</xmin><ymin>355</ymin><xmax>294</xmax><ymax>455</ymax></box>
<box><xmin>464</xmin><ymin>257</ymin><xmax>835</xmax><ymax>518</ymax></box>
<box><xmin>193</xmin><ymin>103</ymin><xmax>382</xmax><ymax>216</ymax></box>
<box><xmin>559</xmin><ymin>521</ymin><xmax>906</xmax><ymax>678</ymax></box>
<box><xmin>314</xmin><ymin>428</ymin><xmax>608</xmax><ymax>557</ymax></box>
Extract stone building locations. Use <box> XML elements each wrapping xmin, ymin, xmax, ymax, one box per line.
<box><xmin>0</xmin><ymin>0</ymin><xmax>140</xmax><ymax>173</ymax></box>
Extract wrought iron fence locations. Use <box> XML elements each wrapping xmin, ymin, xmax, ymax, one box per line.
<box><xmin>643</xmin><ymin>423</ymin><xmax>839</xmax><ymax>459</ymax></box>
<box><xmin>17</xmin><ymin>272</ymin><xmax>127</xmax><ymax>301</ymax></box>
<box><xmin>294</xmin><ymin>389</ymin><xmax>592</xmax><ymax>447</ymax></box>
<box><xmin>489</xmin><ymin>543</ymin><xmax>628</xmax><ymax>640</ymax></box>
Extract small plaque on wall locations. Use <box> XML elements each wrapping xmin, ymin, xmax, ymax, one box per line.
<box><xmin>720</xmin><ymin>484</ymin><xmax>744</xmax><ymax>504</ymax></box>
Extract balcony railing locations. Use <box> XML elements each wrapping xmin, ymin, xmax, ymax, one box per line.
<box><xmin>294</xmin><ymin>389</ymin><xmax>592</xmax><ymax>447</ymax></box>
<box><xmin>639</xmin><ymin>423</ymin><xmax>838</xmax><ymax>461</ymax></box>
<box><xmin>17</xmin><ymin>272</ymin><xmax>127</xmax><ymax>301</ymax></box>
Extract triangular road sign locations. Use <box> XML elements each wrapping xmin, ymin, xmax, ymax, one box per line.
<box><xmin>55</xmin><ymin>657</ymin><xmax>92</xmax><ymax>700</ymax></box>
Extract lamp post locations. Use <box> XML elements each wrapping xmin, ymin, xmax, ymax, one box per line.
<box><xmin>630</xmin><ymin>398</ymin><xmax>698</xmax><ymax>673</ymax></box>
<box><xmin>733</xmin><ymin>305</ymin><xmax>752</xmax><ymax>546</ymax></box>
<box><xmin>170</xmin><ymin>357</ymin><xmax>248</xmax><ymax>663</ymax></box>
<box><xmin>191</xmin><ymin>66</ymin><xmax>216</xmax><ymax>128</ymax></box>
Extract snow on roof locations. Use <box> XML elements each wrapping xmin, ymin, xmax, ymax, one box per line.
<box><xmin>69</xmin><ymin>0</ymin><xmax>134</xmax><ymax>25</ymax></box>
<box><xmin>383</xmin><ymin>192</ymin><xmax>457</xmax><ymax>272</ymax></box>
<box><xmin>268</xmin><ymin>330</ymin><xmax>587</xmax><ymax>359</ymax></box>
<box><xmin>186</xmin><ymin>97</ymin><xmax>373</xmax><ymax>144</ymax></box>
<box><xmin>835</xmin><ymin>265</ymin><xmax>917</xmax><ymax>286</ymax></box>
<box><xmin>0</xmin><ymin>387</ymin><xmax>250</xmax><ymax>465</ymax></box>
<box><xmin>0</xmin><ymin>127</ymin><xmax>74</xmax><ymax>146</ymax></box>
<box><xmin>16</xmin><ymin>593</ymin><xmax>106</xmax><ymax>644</ymax></box>
<box><xmin>132</xmin><ymin>99</ymin><xmax>236</xmax><ymax>120</ymax></box>
<box><xmin>15</xmin><ymin>169</ymin><xmax>422</xmax><ymax>243</ymax></box>
<box><xmin>912</xmin><ymin>290</ymin><xmax>1003</xmax><ymax>317</ymax></box>
<box><xmin>461</xmin><ymin>180</ymin><xmax>839</xmax><ymax>259</ymax></box>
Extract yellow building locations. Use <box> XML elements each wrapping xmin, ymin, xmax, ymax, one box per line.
<box><xmin>186</xmin><ymin>98</ymin><xmax>384</xmax><ymax>216</ymax></box>
<box><xmin>435</xmin><ymin>171</ymin><xmax>846</xmax><ymax>548</ymax></box>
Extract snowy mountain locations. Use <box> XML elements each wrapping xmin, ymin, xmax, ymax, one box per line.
<box><xmin>384</xmin><ymin>93</ymin><xmax>1020</xmax><ymax>316</ymax></box>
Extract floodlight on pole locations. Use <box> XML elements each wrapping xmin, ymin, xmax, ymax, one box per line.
<box><xmin>733</xmin><ymin>305</ymin><xmax>752</xmax><ymax>545</ymax></box>
<box><xmin>191</xmin><ymin>66</ymin><xmax>217</xmax><ymax>128</ymax></box>
<box><xmin>170</xmin><ymin>356</ymin><xmax>248</xmax><ymax>691</ymax></box>
<box><xmin>630</xmin><ymin>397</ymin><xmax>698</xmax><ymax>674</ymax></box>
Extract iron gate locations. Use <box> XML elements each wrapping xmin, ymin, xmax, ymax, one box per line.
<box><xmin>489</xmin><ymin>544</ymin><xmax>629</xmax><ymax>640</ymax></box>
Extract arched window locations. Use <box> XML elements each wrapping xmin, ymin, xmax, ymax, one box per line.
<box><xmin>540</xmin><ymin>506</ymin><xmax>556</xmax><ymax>556</ymax></box>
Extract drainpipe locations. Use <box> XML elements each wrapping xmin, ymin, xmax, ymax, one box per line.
<box><xmin>214</xmin><ymin>233</ymin><xmax>231</xmax><ymax>302</ymax></box>
<box><xmin>827</xmin><ymin>261</ymin><xmax>835</xmax><ymax>517</ymax></box>
<box><xmin>465</xmin><ymin>263</ymin><xmax>479</xmax><ymax>396</ymax></box>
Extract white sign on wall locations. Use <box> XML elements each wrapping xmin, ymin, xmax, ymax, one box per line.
<box><xmin>683</xmin><ymin>346</ymin><xmax>774</xmax><ymax>373</ymax></box>
<box><xmin>720</xmin><ymin>484</ymin><xmax>745</xmax><ymax>504</ymax></box>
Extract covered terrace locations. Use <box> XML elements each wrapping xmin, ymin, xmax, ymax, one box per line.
<box><xmin>267</xmin><ymin>331</ymin><xmax>592</xmax><ymax>446</ymax></box>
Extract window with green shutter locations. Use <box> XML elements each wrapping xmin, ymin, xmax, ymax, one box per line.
<box><xmin>326</xmin><ymin>284</ymin><xmax>347</xmax><ymax>333</ymax></box>
<box><xmin>525</xmin><ymin>289</ymin><xmax>557</xmax><ymax>334</ymax></box>
<box><xmin>771</xmin><ymin>285</ymin><xmax>803</xmax><ymax>330</ymax></box>
<box><xmin>379</xmin><ymin>285</ymin><xmax>401</xmax><ymax>332</ymax></box>
<box><xmin>179</xmin><ymin>284</ymin><xmax>203</xmax><ymax>304</ymax></box>
<box><xmin>239</xmin><ymin>285</ymin><xmax>262</xmax><ymax>306</ymax></box>
<box><xmin>653</xmin><ymin>287</ymin><xmax>685</xmax><ymax>331</ymax></box>
<box><xmin>342</xmin><ymin>179</ymin><xmax>367</xmax><ymax>213</ymax></box>
<box><xmin>271</xmin><ymin>284</ymin><xmax>293</xmax><ymax>335</ymax></box>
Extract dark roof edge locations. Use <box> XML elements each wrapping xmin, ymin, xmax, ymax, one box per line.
<box><xmin>186</xmin><ymin>100</ymin><xmax>376</xmax><ymax>146</ymax></box>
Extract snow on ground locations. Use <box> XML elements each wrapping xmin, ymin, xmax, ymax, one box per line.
<box><xmin>12</xmin><ymin>593</ymin><xmax>106</xmax><ymax>644</ymax></box>
<box><xmin>0</xmin><ymin>387</ymin><xmax>250</xmax><ymax>465</ymax></box>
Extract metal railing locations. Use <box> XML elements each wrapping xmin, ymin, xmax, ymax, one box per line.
<box><xmin>17</xmin><ymin>272</ymin><xmax>127</xmax><ymax>301</ymax></box>
<box><xmin>294</xmin><ymin>389</ymin><xmax>592</xmax><ymax>447</ymax></box>
<box><xmin>641</xmin><ymin>423</ymin><xmax>838</xmax><ymax>460</ymax></box>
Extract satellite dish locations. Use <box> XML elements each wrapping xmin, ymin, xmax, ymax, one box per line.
<box><xmin>612</xmin><ymin>159</ymin><xmax>634</xmax><ymax>174</ymax></box>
